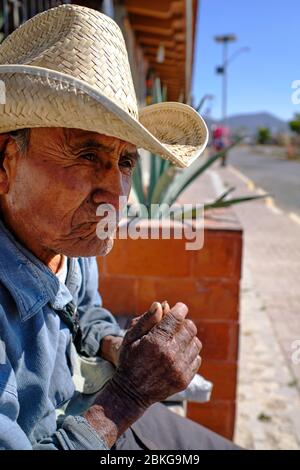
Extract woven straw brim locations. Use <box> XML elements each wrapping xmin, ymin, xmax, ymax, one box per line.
<box><xmin>0</xmin><ymin>65</ymin><xmax>208</xmax><ymax>168</ymax></box>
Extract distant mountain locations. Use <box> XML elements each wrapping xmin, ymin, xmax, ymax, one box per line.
<box><xmin>204</xmin><ymin>112</ymin><xmax>289</xmax><ymax>136</ymax></box>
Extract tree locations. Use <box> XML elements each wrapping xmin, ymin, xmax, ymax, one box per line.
<box><xmin>256</xmin><ymin>127</ymin><xmax>271</xmax><ymax>145</ymax></box>
<box><xmin>289</xmin><ymin>113</ymin><xmax>300</xmax><ymax>135</ymax></box>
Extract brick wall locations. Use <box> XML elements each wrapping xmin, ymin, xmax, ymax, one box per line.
<box><xmin>97</xmin><ymin>212</ymin><xmax>243</xmax><ymax>439</ymax></box>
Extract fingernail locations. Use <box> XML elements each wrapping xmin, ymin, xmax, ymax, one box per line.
<box><xmin>149</xmin><ymin>301</ymin><xmax>160</xmax><ymax>314</ymax></box>
<box><xmin>162</xmin><ymin>300</ymin><xmax>170</xmax><ymax>312</ymax></box>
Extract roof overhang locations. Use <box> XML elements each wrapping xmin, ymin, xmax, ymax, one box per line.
<box><xmin>125</xmin><ymin>0</ymin><xmax>198</xmax><ymax>102</ymax></box>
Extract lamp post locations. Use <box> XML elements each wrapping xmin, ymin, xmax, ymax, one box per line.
<box><xmin>214</xmin><ymin>34</ymin><xmax>237</xmax><ymax>129</ymax></box>
<box><xmin>215</xmin><ymin>35</ymin><xmax>236</xmax><ymax>166</ymax></box>
<box><xmin>214</xmin><ymin>35</ymin><xmax>250</xmax><ymax>165</ymax></box>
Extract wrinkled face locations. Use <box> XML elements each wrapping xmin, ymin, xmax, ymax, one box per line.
<box><xmin>0</xmin><ymin>128</ymin><xmax>138</xmax><ymax>257</ymax></box>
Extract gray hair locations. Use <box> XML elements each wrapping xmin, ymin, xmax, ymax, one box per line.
<box><xmin>9</xmin><ymin>128</ymin><xmax>30</xmax><ymax>155</ymax></box>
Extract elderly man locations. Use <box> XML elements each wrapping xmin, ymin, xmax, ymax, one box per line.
<box><xmin>0</xmin><ymin>5</ymin><xmax>238</xmax><ymax>450</ymax></box>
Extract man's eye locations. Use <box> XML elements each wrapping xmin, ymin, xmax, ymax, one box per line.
<box><xmin>81</xmin><ymin>153</ymin><xmax>98</xmax><ymax>162</ymax></box>
<box><xmin>119</xmin><ymin>157</ymin><xmax>135</xmax><ymax>170</ymax></box>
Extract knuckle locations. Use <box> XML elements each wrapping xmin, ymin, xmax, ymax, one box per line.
<box><xmin>156</xmin><ymin>313</ymin><xmax>181</xmax><ymax>335</ymax></box>
<box><xmin>167</xmin><ymin>312</ymin><xmax>181</xmax><ymax>326</ymax></box>
<box><xmin>195</xmin><ymin>354</ymin><xmax>202</xmax><ymax>366</ymax></box>
<box><xmin>184</xmin><ymin>319</ymin><xmax>197</xmax><ymax>336</ymax></box>
<box><xmin>194</xmin><ymin>336</ymin><xmax>202</xmax><ymax>351</ymax></box>
<box><xmin>193</xmin><ymin>355</ymin><xmax>202</xmax><ymax>372</ymax></box>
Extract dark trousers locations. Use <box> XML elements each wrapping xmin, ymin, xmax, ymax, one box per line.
<box><xmin>113</xmin><ymin>403</ymin><xmax>241</xmax><ymax>450</ymax></box>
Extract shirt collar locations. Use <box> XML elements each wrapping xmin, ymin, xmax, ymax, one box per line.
<box><xmin>0</xmin><ymin>219</ymin><xmax>73</xmax><ymax>321</ymax></box>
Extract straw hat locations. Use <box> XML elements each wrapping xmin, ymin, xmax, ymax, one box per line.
<box><xmin>0</xmin><ymin>4</ymin><xmax>208</xmax><ymax>168</ymax></box>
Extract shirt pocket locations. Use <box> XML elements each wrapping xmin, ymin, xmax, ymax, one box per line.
<box><xmin>50</xmin><ymin>332</ymin><xmax>76</xmax><ymax>409</ymax></box>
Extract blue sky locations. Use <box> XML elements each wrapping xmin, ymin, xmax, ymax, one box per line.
<box><xmin>191</xmin><ymin>0</ymin><xmax>300</xmax><ymax>121</ymax></box>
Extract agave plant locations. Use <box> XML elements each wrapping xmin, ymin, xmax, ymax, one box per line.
<box><xmin>130</xmin><ymin>79</ymin><xmax>266</xmax><ymax>220</ymax></box>
<box><xmin>131</xmin><ymin>137</ymin><xmax>265</xmax><ymax>219</ymax></box>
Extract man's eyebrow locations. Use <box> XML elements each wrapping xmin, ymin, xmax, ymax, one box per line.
<box><xmin>72</xmin><ymin>139</ymin><xmax>115</xmax><ymax>152</ymax></box>
<box><xmin>70</xmin><ymin>139</ymin><xmax>139</xmax><ymax>158</ymax></box>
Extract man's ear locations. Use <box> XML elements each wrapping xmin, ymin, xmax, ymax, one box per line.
<box><xmin>0</xmin><ymin>133</ymin><xmax>12</xmax><ymax>194</ymax></box>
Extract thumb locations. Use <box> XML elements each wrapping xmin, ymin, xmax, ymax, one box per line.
<box><xmin>124</xmin><ymin>302</ymin><xmax>163</xmax><ymax>344</ymax></box>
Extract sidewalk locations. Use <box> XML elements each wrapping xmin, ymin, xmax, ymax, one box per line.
<box><xmin>182</xmin><ymin>160</ymin><xmax>300</xmax><ymax>449</ymax></box>
<box><xmin>217</xmin><ymin>163</ymin><xmax>300</xmax><ymax>449</ymax></box>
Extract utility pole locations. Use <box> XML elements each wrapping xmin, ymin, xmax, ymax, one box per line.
<box><xmin>214</xmin><ymin>34</ymin><xmax>237</xmax><ymax>166</ymax></box>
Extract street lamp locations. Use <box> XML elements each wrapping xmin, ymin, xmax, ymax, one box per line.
<box><xmin>214</xmin><ymin>35</ymin><xmax>249</xmax><ymax>165</ymax></box>
<box><xmin>214</xmin><ymin>34</ymin><xmax>237</xmax><ymax>129</ymax></box>
<box><xmin>225</xmin><ymin>47</ymin><xmax>250</xmax><ymax>68</ymax></box>
<box><xmin>216</xmin><ymin>46</ymin><xmax>250</xmax><ymax>107</ymax></box>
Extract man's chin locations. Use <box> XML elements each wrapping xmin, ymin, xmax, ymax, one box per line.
<box><xmin>60</xmin><ymin>237</ymin><xmax>115</xmax><ymax>258</ymax></box>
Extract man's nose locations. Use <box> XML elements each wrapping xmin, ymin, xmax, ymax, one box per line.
<box><xmin>91</xmin><ymin>166</ymin><xmax>126</xmax><ymax>210</ymax></box>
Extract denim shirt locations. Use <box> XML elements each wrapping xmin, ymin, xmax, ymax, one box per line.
<box><xmin>0</xmin><ymin>220</ymin><xmax>124</xmax><ymax>450</ymax></box>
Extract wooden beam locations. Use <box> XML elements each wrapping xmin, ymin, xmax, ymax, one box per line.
<box><xmin>139</xmin><ymin>38</ymin><xmax>185</xmax><ymax>52</ymax></box>
<box><xmin>149</xmin><ymin>66</ymin><xmax>185</xmax><ymax>76</ymax></box>
<box><xmin>150</xmin><ymin>62</ymin><xmax>185</xmax><ymax>71</ymax></box>
<box><xmin>170</xmin><ymin>1</ymin><xmax>185</xmax><ymax>15</ymax></box>
<box><xmin>136</xmin><ymin>33</ymin><xmax>185</xmax><ymax>46</ymax></box>
<box><xmin>125</xmin><ymin>0</ymin><xmax>175</xmax><ymax>19</ymax></box>
<box><xmin>128</xmin><ymin>14</ymin><xmax>185</xmax><ymax>32</ymax></box>
<box><xmin>153</xmin><ymin>76</ymin><xmax>184</xmax><ymax>84</ymax></box>
<box><xmin>147</xmin><ymin>56</ymin><xmax>185</xmax><ymax>66</ymax></box>
<box><xmin>143</xmin><ymin>47</ymin><xmax>184</xmax><ymax>60</ymax></box>
<box><xmin>131</xmin><ymin>24</ymin><xmax>185</xmax><ymax>40</ymax></box>
<box><xmin>125</xmin><ymin>0</ymin><xmax>185</xmax><ymax>19</ymax></box>
<box><xmin>124</xmin><ymin>0</ymin><xmax>198</xmax><ymax>102</ymax></box>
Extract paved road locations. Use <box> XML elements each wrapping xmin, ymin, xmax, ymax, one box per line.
<box><xmin>228</xmin><ymin>146</ymin><xmax>300</xmax><ymax>216</ymax></box>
